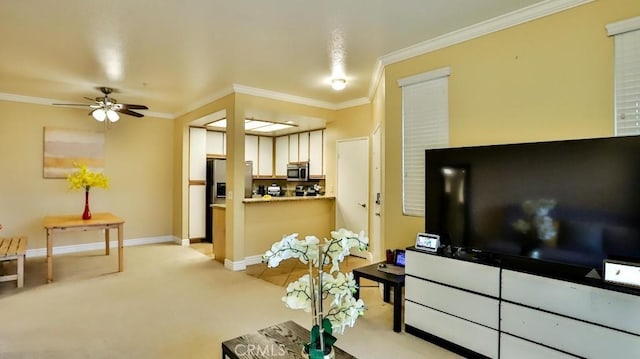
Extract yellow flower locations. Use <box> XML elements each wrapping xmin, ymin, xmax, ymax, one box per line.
<box><xmin>67</xmin><ymin>163</ymin><xmax>109</xmax><ymax>191</ymax></box>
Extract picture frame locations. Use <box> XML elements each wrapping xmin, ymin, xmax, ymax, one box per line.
<box><xmin>43</xmin><ymin>127</ymin><xmax>105</xmax><ymax>178</ymax></box>
<box><xmin>416</xmin><ymin>233</ymin><xmax>440</xmax><ymax>252</ymax></box>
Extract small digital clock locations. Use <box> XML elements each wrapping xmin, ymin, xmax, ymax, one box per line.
<box><xmin>416</xmin><ymin>233</ymin><xmax>440</xmax><ymax>252</ymax></box>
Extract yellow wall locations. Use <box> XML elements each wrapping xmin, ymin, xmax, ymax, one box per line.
<box><xmin>382</xmin><ymin>0</ymin><xmax>640</xmax><ymax>250</ymax></box>
<box><xmin>0</xmin><ymin>100</ymin><xmax>174</xmax><ymax>249</ymax></box>
<box><xmin>325</xmin><ymin>103</ymin><xmax>373</xmax><ymax>196</ymax></box>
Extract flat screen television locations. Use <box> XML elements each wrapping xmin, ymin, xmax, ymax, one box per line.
<box><xmin>425</xmin><ymin>135</ymin><xmax>640</xmax><ymax>273</ymax></box>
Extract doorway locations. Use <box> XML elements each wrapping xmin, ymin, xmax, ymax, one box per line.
<box><xmin>336</xmin><ymin>137</ymin><xmax>369</xmax><ymax>258</ymax></box>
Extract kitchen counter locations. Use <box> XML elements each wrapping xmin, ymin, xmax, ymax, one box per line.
<box><xmin>243</xmin><ymin>195</ymin><xmax>335</xmax><ymax>259</ymax></box>
<box><xmin>243</xmin><ymin>195</ymin><xmax>334</xmax><ymax>203</ymax></box>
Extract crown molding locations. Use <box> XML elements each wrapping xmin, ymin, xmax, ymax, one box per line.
<box><xmin>232</xmin><ymin>84</ymin><xmax>339</xmax><ymax>110</ymax></box>
<box><xmin>334</xmin><ymin>97</ymin><xmax>371</xmax><ymax>110</ymax></box>
<box><xmin>380</xmin><ymin>0</ymin><xmax>593</xmax><ymax>67</ymax></box>
<box><xmin>0</xmin><ymin>92</ymin><xmax>58</xmax><ymax>105</ymax></box>
<box><xmin>0</xmin><ymin>92</ymin><xmax>175</xmax><ymax>119</ymax></box>
<box><xmin>606</xmin><ymin>16</ymin><xmax>640</xmax><ymax>36</ymax></box>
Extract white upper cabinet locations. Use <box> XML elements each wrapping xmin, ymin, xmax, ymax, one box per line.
<box><xmin>275</xmin><ymin>136</ymin><xmax>289</xmax><ymax>177</ymax></box>
<box><xmin>206</xmin><ymin>131</ymin><xmax>225</xmax><ymax>155</ymax></box>
<box><xmin>245</xmin><ymin>135</ymin><xmax>259</xmax><ymax>176</ymax></box>
<box><xmin>258</xmin><ymin>136</ymin><xmax>273</xmax><ymax>176</ymax></box>
<box><xmin>288</xmin><ymin>134</ymin><xmax>299</xmax><ymax>163</ymax></box>
<box><xmin>298</xmin><ymin>132</ymin><xmax>309</xmax><ymax>162</ymax></box>
<box><xmin>274</xmin><ymin>130</ymin><xmax>325</xmax><ymax>178</ymax></box>
<box><xmin>189</xmin><ymin>127</ymin><xmax>207</xmax><ymax>181</ymax></box>
<box><xmin>309</xmin><ymin>130</ymin><xmax>324</xmax><ymax>177</ymax></box>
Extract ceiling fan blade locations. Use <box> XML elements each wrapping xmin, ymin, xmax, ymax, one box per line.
<box><xmin>52</xmin><ymin>103</ymin><xmax>90</xmax><ymax>106</ymax></box>
<box><xmin>120</xmin><ymin>104</ymin><xmax>149</xmax><ymax>110</ymax></box>
<box><xmin>83</xmin><ymin>96</ymin><xmax>97</xmax><ymax>102</ymax></box>
<box><xmin>117</xmin><ymin>109</ymin><xmax>144</xmax><ymax>118</ymax></box>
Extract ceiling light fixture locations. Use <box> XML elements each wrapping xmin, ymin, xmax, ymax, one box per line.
<box><xmin>205</xmin><ymin>118</ymin><xmax>297</xmax><ymax>133</ymax></box>
<box><xmin>92</xmin><ymin>108</ymin><xmax>107</xmax><ymax>122</ymax></box>
<box><xmin>106</xmin><ymin>109</ymin><xmax>120</xmax><ymax>122</ymax></box>
<box><xmin>331</xmin><ymin>78</ymin><xmax>346</xmax><ymax>91</ymax></box>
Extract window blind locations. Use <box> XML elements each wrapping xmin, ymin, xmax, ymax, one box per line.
<box><xmin>608</xmin><ymin>17</ymin><xmax>640</xmax><ymax>136</ymax></box>
<box><xmin>399</xmin><ymin>68</ymin><xmax>450</xmax><ymax>217</ymax></box>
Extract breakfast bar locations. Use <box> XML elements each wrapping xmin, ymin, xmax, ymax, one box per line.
<box><xmin>243</xmin><ymin>196</ymin><xmax>335</xmax><ymax>260</ymax></box>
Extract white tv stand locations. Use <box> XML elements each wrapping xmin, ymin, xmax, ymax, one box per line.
<box><xmin>405</xmin><ymin>248</ymin><xmax>640</xmax><ymax>358</ymax></box>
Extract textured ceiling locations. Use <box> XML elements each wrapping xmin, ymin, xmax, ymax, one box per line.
<box><xmin>0</xmin><ymin>0</ymin><xmax>554</xmax><ymax>118</ymax></box>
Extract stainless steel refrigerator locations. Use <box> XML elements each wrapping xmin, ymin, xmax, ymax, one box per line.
<box><xmin>205</xmin><ymin>159</ymin><xmax>253</xmax><ymax>242</ymax></box>
<box><xmin>206</xmin><ymin>158</ymin><xmax>226</xmax><ymax>242</ymax></box>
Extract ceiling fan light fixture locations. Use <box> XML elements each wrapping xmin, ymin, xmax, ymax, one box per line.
<box><xmin>106</xmin><ymin>109</ymin><xmax>120</xmax><ymax>122</ymax></box>
<box><xmin>92</xmin><ymin>108</ymin><xmax>107</xmax><ymax>122</ymax></box>
<box><xmin>331</xmin><ymin>78</ymin><xmax>346</xmax><ymax>91</ymax></box>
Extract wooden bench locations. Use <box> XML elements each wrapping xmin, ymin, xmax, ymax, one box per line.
<box><xmin>0</xmin><ymin>236</ymin><xmax>27</xmax><ymax>288</ymax></box>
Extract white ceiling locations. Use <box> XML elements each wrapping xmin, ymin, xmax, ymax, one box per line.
<box><xmin>0</xmin><ymin>0</ymin><xmax>561</xmax><ymax>120</ymax></box>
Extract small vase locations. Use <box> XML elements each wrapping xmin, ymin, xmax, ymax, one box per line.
<box><xmin>82</xmin><ymin>190</ymin><xmax>92</xmax><ymax>220</ymax></box>
<box><xmin>301</xmin><ymin>346</ymin><xmax>334</xmax><ymax>359</ymax></box>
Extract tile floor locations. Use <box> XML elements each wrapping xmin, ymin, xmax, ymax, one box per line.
<box><xmin>245</xmin><ymin>254</ymin><xmax>373</xmax><ymax>287</ymax></box>
<box><xmin>189</xmin><ymin>242</ymin><xmax>378</xmax><ymax>289</ymax></box>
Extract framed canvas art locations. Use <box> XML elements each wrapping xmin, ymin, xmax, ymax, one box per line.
<box><xmin>43</xmin><ymin>127</ymin><xmax>105</xmax><ymax>178</ymax></box>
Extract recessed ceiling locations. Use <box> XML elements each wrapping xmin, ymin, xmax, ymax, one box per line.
<box><xmin>0</xmin><ymin>0</ymin><xmax>557</xmax><ymax>118</ymax></box>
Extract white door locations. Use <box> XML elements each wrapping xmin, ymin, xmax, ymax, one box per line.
<box><xmin>370</xmin><ymin>126</ymin><xmax>382</xmax><ymax>261</ymax></box>
<box><xmin>336</xmin><ymin>138</ymin><xmax>369</xmax><ymax>258</ymax></box>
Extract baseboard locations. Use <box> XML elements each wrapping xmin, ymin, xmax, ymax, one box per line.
<box><xmin>26</xmin><ymin>235</ymin><xmax>178</xmax><ymax>258</ymax></box>
<box><xmin>180</xmin><ymin>238</ymin><xmax>190</xmax><ymax>246</ymax></box>
<box><xmin>244</xmin><ymin>254</ymin><xmax>264</xmax><ymax>266</ymax></box>
<box><xmin>224</xmin><ymin>258</ymin><xmax>246</xmax><ymax>271</ymax></box>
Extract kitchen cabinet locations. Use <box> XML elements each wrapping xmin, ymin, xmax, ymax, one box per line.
<box><xmin>188</xmin><ymin>185</ymin><xmax>206</xmax><ymax>239</ymax></box>
<box><xmin>189</xmin><ymin>127</ymin><xmax>207</xmax><ymax>181</ymax></box>
<box><xmin>245</xmin><ymin>135</ymin><xmax>259</xmax><ymax>176</ymax></box>
<box><xmin>206</xmin><ymin>130</ymin><xmax>225</xmax><ymax>155</ymax></box>
<box><xmin>275</xmin><ymin>136</ymin><xmax>288</xmax><ymax>177</ymax></box>
<box><xmin>258</xmin><ymin>136</ymin><xmax>273</xmax><ymax>176</ymax></box>
<box><xmin>245</xmin><ymin>135</ymin><xmax>274</xmax><ymax>177</ymax></box>
<box><xmin>274</xmin><ymin>129</ymin><xmax>325</xmax><ymax>177</ymax></box>
<box><xmin>298</xmin><ymin>132</ymin><xmax>309</xmax><ymax>162</ymax></box>
<box><xmin>288</xmin><ymin>134</ymin><xmax>299</xmax><ymax>163</ymax></box>
<box><xmin>308</xmin><ymin>130</ymin><xmax>324</xmax><ymax>177</ymax></box>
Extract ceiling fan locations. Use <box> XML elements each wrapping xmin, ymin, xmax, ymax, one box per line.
<box><xmin>54</xmin><ymin>87</ymin><xmax>148</xmax><ymax>122</ymax></box>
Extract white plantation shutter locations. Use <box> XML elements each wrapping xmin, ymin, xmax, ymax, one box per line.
<box><xmin>608</xmin><ymin>17</ymin><xmax>640</xmax><ymax>136</ymax></box>
<box><xmin>399</xmin><ymin>67</ymin><xmax>450</xmax><ymax>216</ymax></box>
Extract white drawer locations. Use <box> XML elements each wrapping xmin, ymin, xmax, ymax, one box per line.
<box><xmin>501</xmin><ymin>302</ymin><xmax>640</xmax><ymax>358</ymax></box>
<box><xmin>406</xmin><ymin>276</ymin><xmax>499</xmax><ymax>329</ymax></box>
<box><xmin>502</xmin><ymin>270</ymin><xmax>640</xmax><ymax>335</ymax></box>
<box><xmin>406</xmin><ymin>301</ymin><xmax>499</xmax><ymax>358</ymax></box>
<box><xmin>406</xmin><ymin>250</ymin><xmax>500</xmax><ymax>297</ymax></box>
<box><xmin>500</xmin><ymin>333</ymin><xmax>578</xmax><ymax>359</ymax></box>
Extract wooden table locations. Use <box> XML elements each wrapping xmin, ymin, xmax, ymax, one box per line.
<box><xmin>352</xmin><ymin>262</ymin><xmax>405</xmax><ymax>333</ymax></box>
<box><xmin>222</xmin><ymin>321</ymin><xmax>356</xmax><ymax>358</ymax></box>
<box><xmin>43</xmin><ymin>212</ymin><xmax>124</xmax><ymax>283</ymax></box>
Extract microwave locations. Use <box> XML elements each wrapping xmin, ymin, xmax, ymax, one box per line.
<box><xmin>287</xmin><ymin>162</ymin><xmax>309</xmax><ymax>181</ymax></box>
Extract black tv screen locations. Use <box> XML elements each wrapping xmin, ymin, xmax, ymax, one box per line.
<box><xmin>425</xmin><ymin>135</ymin><xmax>640</xmax><ymax>270</ymax></box>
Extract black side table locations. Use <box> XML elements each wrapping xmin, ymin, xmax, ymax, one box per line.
<box><xmin>222</xmin><ymin>321</ymin><xmax>356</xmax><ymax>358</ymax></box>
<box><xmin>352</xmin><ymin>262</ymin><xmax>405</xmax><ymax>333</ymax></box>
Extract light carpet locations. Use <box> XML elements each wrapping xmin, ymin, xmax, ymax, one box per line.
<box><xmin>0</xmin><ymin>243</ymin><xmax>460</xmax><ymax>359</ymax></box>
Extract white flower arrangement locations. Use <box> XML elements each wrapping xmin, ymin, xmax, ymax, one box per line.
<box><xmin>263</xmin><ymin>228</ymin><xmax>369</xmax><ymax>358</ymax></box>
